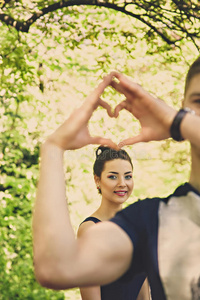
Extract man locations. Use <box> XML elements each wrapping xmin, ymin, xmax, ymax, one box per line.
<box><xmin>33</xmin><ymin>58</ymin><xmax>200</xmax><ymax>299</ymax></box>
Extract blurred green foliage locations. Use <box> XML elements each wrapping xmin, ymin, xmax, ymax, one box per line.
<box><xmin>0</xmin><ymin>23</ymin><xmax>65</xmax><ymax>300</ymax></box>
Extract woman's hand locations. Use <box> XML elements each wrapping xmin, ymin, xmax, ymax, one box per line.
<box><xmin>47</xmin><ymin>74</ymin><xmax>117</xmax><ymax>151</ymax></box>
<box><xmin>110</xmin><ymin>72</ymin><xmax>177</xmax><ymax>146</ymax></box>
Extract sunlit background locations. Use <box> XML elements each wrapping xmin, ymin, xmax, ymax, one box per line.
<box><xmin>0</xmin><ymin>3</ymin><xmax>199</xmax><ymax>299</ymax></box>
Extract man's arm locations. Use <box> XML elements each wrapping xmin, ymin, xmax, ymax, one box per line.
<box><xmin>33</xmin><ymin>146</ymin><xmax>132</xmax><ymax>289</ymax></box>
<box><xmin>33</xmin><ymin>74</ymin><xmax>133</xmax><ymax>290</ymax></box>
<box><xmin>181</xmin><ymin>113</ymin><xmax>200</xmax><ymax>147</ymax></box>
<box><xmin>77</xmin><ymin>222</ymin><xmax>101</xmax><ymax>300</ymax></box>
<box><xmin>111</xmin><ymin>72</ymin><xmax>200</xmax><ymax>148</ymax></box>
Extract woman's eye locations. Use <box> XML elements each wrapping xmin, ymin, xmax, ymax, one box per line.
<box><xmin>108</xmin><ymin>175</ymin><xmax>117</xmax><ymax>179</ymax></box>
<box><xmin>125</xmin><ymin>175</ymin><xmax>132</xmax><ymax>180</ymax></box>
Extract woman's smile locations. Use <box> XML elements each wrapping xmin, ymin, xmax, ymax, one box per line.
<box><xmin>114</xmin><ymin>190</ymin><xmax>128</xmax><ymax>197</ymax></box>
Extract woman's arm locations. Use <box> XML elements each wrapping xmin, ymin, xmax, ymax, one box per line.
<box><xmin>79</xmin><ymin>286</ymin><xmax>101</xmax><ymax>300</ymax></box>
<box><xmin>136</xmin><ymin>278</ymin><xmax>151</xmax><ymax>300</ymax></box>
<box><xmin>33</xmin><ymin>74</ymin><xmax>133</xmax><ymax>290</ymax></box>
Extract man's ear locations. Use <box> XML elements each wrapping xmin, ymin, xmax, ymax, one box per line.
<box><xmin>181</xmin><ymin>98</ymin><xmax>185</xmax><ymax>108</ymax></box>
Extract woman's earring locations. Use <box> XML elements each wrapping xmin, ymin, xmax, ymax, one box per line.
<box><xmin>97</xmin><ymin>184</ymin><xmax>101</xmax><ymax>194</ymax></box>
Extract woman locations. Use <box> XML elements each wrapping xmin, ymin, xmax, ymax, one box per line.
<box><xmin>33</xmin><ymin>57</ymin><xmax>200</xmax><ymax>299</ymax></box>
<box><xmin>78</xmin><ymin>146</ymin><xmax>150</xmax><ymax>300</ymax></box>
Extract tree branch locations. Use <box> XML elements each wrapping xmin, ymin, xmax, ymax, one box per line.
<box><xmin>0</xmin><ymin>0</ymin><xmax>199</xmax><ymax>48</ymax></box>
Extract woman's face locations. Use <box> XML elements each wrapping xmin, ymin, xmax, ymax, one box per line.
<box><xmin>95</xmin><ymin>159</ymin><xmax>134</xmax><ymax>205</ymax></box>
<box><xmin>184</xmin><ymin>73</ymin><xmax>200</xmax><ymax>115</ymax></box>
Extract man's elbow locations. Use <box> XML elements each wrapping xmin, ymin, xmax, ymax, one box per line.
<box><xmin>34</xmin><ymin>259</ymin><xmax>76</xmax><ymax>290</ymax></box>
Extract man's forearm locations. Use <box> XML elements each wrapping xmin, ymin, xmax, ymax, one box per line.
<box><xmin>180</xmin><ymin>113</ymin><xmax>200</xmax><ymax>147</ymax></box>
<box><xmin>33</xmin><ymin>142</ymin><xmax>77</xmax><ymax>288</ymax></box>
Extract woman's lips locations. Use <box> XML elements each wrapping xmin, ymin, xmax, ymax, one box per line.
<box><xmin>114</xmin><ymin>191</ymin><xmax>127</xmax><ymax>196</ymax></box>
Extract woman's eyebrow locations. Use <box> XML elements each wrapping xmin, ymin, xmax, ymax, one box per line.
<box><xmin>108</xmin><ymin>171</ymin><xmax>132</xmax><ymax>174</ymax></box>
<box><xmin>108</xmin><ymin>171</ymin><xmax>118</xmax><ymax>174</ymax></box>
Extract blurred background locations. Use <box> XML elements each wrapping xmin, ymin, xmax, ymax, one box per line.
<box><xmin>0</xmin><ymin>1</ymin><xmax>199</xmax><ymax>299</ymax></box>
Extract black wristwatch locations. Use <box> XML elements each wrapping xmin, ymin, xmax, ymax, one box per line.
<box><xmin>170</xmin><ymin>107</ymin><xmax>195</xmax><ymax>141</ymax></box>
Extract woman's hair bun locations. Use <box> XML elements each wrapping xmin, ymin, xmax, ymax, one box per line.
<box><xmin>95</xmin><ymin>146</ymin><xmax>109</xmax><ymax>158</ymax></box>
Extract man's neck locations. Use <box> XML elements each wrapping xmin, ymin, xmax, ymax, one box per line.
<box><xmin>189</xmin><ymin>146</ymin><xmax>200</xmax><ymax>193</ymax></box>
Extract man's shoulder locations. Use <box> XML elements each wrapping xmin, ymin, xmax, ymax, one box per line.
<box><xmin>126</xmin><ymin>182</ymin><xmax>195</xmax><ymax>211</ymax></box>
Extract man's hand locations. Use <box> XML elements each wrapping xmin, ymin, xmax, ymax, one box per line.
<box><xmin>110</xmin><ymin>72</ymin><xmax>177</xmax><ymax>146</ymax></box>
<box><xmin>47</xmin><ymin>74</ymin><xmax>118</xmax><ymax>151</ymax></box>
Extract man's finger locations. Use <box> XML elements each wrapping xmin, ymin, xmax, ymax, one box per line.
<box><xmin>113</xmin><ymin>101</ymin><xmax>127</xmax><ymax>117</ymax></box>
<box><xmin>90</xmin><ymin>136</ymin><xmax>119</xmax><ymax>150</ymax></box>
<box><xmin>111</xmin><ymin>73</ymin><xmax>143</xmax><ymax>98</ymax></box>
<box><xmin>118</xmin><ymin>135</ymin><xmax>143</xmax><ymax>147</ymax></box>
<box><xmin>110</xmin><ymin>80</ymin><xmax>125</xmax><ymax>95</ymax></box>
<box><xmin>87</xmin><ymin>74</ymin><xmax>114</xmax><ymax>107</ymax></box>
<box><xmin>98</xmin><ymin>98</ymin><xmax>114</xmax><ymax>117</ymax></box>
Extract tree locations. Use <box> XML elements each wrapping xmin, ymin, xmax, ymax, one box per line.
<box><xmin>0</xmin><ymin>2</ymin><xmax>197</xmax><ymax>299</ymax></box>
<box><xmin>0</xmin><ymin>24</ymin><xmax>67</xmax><ymax>298</ymax></box>
<box><xmin>0</xmin><ymin>0</ymin><xmax>200</xmax><ymax>50</ymax></box>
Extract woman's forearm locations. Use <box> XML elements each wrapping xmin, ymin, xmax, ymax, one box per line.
<box><xmin>80</xmin><ymin>286</ymin><xmax>101</xmax><ymax>300</ymax></box>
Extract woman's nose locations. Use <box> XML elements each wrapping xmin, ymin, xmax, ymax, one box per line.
<box><xmin>117</xmin><ymin>177</ymin><xmax>126</xmax><ymax>187</ymax></box>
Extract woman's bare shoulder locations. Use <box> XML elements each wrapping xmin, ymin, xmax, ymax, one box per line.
<box><xmin>77</xmin><ymin>220</ymin><xmax>96</xmax><ymax>237</ymax></box>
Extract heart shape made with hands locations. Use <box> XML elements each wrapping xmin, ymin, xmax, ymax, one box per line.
<box><xmin>96</xmin><ymin>102</ymin><xmax>142</xmax><ymax>150</ymax></box>
<box><xmin>90</xmin><ymin>74</ymin><xmax>135</xmax><ymax>149</ymax></box>
<box><xmin>95</xmin><ymin>73</ymin><xmax>130</xmax><ymax>119</ymax></box>
<box><xmin>85</xmin><ymin>73</ymin><xmax>139</xmax><ymax>150</ymax></box>
<box><xmin>89</xmin><ymin>71</ymin><xmax>172</xmax><ymax>149</ymax></box>
<box><xmin>49</xmin><ymin>72</ymin><xmax>171</xmax><ymax>151</ymax></box>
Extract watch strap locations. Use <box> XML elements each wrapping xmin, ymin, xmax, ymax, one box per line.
<box><xmin>170</xmin><ymin>108</ymin><xmax>193</xmax><ymax>141</ymax></box>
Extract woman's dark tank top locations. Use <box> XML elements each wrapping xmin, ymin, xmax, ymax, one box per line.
<box><xmin>81</xmin><ymin>216</ymin><xmax>146</xmax><ymax>300</ymax></box>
